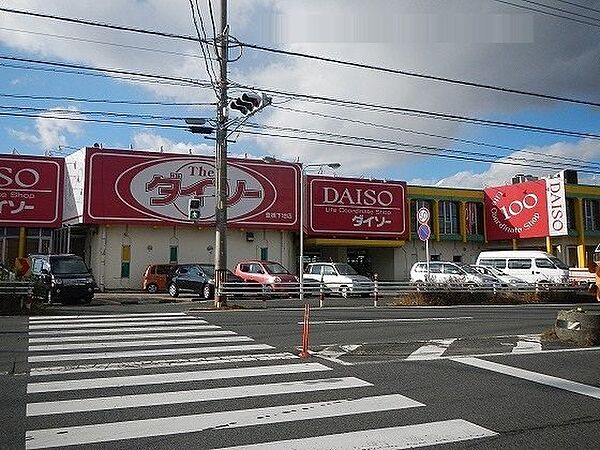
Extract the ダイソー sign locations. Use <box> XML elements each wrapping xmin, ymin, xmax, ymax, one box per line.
<box><xmin>83</xmin><ymin>148</ymin><xmax>299</xmax><ymax>229</ymax></box>
<box><xmin>307</xmin><ymin>176</ymin><xmax>408</xmax><ymax>239</ymax></box>
<box><xmin>0</xmin><ymin>155</ymin><xmax>64</xmax><ymax>227</ymax></box>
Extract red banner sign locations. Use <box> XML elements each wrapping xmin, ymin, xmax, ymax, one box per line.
<box><xmin>308</xmin><ymin>176</ymin><xmax>408</xmax><ymax>239</ymax></box>
<box><xmin>484</xmin><ymin>180</ymin><xmax>550</xmax><ymax>240</ymax></box>
<box><xmin>83</xmin><ymin>148</ymin><xmax>299</xmax><ymax>229</ymax></box>
<box><xmin>0</xmin><ymin>155</ymin><xmax>64</xmax><ymax>227</ymax></box>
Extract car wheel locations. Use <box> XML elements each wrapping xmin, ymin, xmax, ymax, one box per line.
<box><xmin>168</xmin><ymin>283</ymin><xmax>179</xmax><ymax>298</ymax></box>
<box><xmin>146</xmin><ymin>283</ymin><xmax>158</xmax><ymax>294</ymax></box>
<box><xmin>202</xmin><ymin>284</ymin><xmax>214</xmax><ymax>300</ymax></box>
<box><xmin>340</xmin><ymin>286</ymin><xmax>349</xmax><ymax>298</ymax></box>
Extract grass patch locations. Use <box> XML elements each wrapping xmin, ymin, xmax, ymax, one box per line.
<box><xmin>390</xmin><ymin>290</ymin><xmax>592</xmax><ymax>306</ymax></box>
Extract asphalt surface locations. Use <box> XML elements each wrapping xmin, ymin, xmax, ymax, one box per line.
<box><xmin>1</xmin><ymin>298</ymin><xmax>599</xmax><ymax>449</ymax></box>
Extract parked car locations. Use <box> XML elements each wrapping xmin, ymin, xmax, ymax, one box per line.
<box><xmin>30</xmin><ymin>254</ymin><xmax>96</xmax><ymax>304</ymax></box>
<box><xmin>410</xmin><ymin>261</ymin><xmax>496</xmax><ymax>286</ymax></box>
<box><xmin>234</xmin><ymin>260</ymin><xmax>299</xmax><ymax>294</ymax></box>
<box><xmin>142</xmin><ymin>263</ymin><xmax>178</xmax><ymax>293</ymax></box>
<box><xmin>168</xmin><ymin>263</ymin><xmax>242</xmax><ymax>300</ymax></box>
<box><xmin>471</xmin><ymin>265</ymin><xmax>529</xmax><ymax>286</ymax></box>
<box><xmin>303</xmin><ymin>262</ymin><xmax>372</xmax><ymax>297</ymax></box>
<box><xmin>476</xmin><ymin>251</ymin><xmax>570</xmax><ymax>284</ymax></box>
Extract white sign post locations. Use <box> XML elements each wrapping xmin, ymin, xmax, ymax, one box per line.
<box><xmin>417</xmin><ymin>207</ymin><xmax>431</xmax><ymax>277</ymax></box>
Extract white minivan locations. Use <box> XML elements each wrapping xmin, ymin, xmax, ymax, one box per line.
<box><xmin>475</xmin><ymin>251</ymin><xmax>569</xmax><ymax>284</ymax></box>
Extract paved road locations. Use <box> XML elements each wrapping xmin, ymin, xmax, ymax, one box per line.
<box><xmin>1</xmin><ymin>301</ymin><xmax>599</xmax><ymax>449</ymax></box>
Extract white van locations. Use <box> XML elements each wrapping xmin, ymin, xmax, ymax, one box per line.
<box><xmin>475</xmin><ymin>251</ymin><xmax>569</xmax><ymax>284</ymax></box>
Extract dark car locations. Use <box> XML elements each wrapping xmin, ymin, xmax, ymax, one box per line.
<box><xmin>30</xmin><ymin>254</ymin><xmax>96</xmax><ymax>304</ymax></box>
<box><xmin>168</xmin><ymin>263</ymin><xmax>242</xmax><ymax>300</ymax></box>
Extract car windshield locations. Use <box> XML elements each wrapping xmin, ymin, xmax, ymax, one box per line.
<box><xmin>459</xmin><ymin>264</ymin><xmax>479</xmax><ymax>274</ymax></box>
<box><xmin>549</xmin><ymin>257</ymin><xmax>569</xmax><ymax>270</ymax></box>
<box><xmin>263</xmin><ymin>262</ymin><xmax>290</xmax><ymax>274</ymax></box>
<box><xmin>50</xmin><ymin>256</ymin><xmax>89</xmax><ymax>274</ymax></box>
<box><xmin>336</xmin><ymin>264</ymin><xmax>358</xmax><ymax>275</ymax></box>
<box><xmin>199</xmin><ymin>264</ymin><xmax>215</xmax><ymax>277</ymax></box>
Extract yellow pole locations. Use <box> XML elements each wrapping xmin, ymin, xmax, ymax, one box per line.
<box><xmin>406</xmin><ymin>199</ymin><xmax>412</xmax><ymax>241</ymax></box>
<box><xmin>433</xmin><ymin>200</ymin><xmax>440</xmax><ymax>242</ymax></box>
<box><xmin>545</xmin><ymin>236</ymin><xmax>552</xmax><ymax>254</ymax></box>
<box><xmin>512</xmin><ymin>239</ymin><xmax>518</xmax><ymax>250</ymax></box>
<box><xmin>459</xmin><ymin>201</ymin><xmax>467</xmax><ymax>243</ymax></box>
<box><xmin>575</xmin><ymin>198</ymin><xmax>586</xmax><ymax>267</ymax></box>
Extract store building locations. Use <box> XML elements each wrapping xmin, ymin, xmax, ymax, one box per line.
<box><xmin>1</xmin><ymin>148</ymin><xmax>599</xmax><ymax>289</ymax></box>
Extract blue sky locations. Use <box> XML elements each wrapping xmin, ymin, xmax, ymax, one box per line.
<box><xmin>1</xmin><ymin>0</ymin><xmax>599</xmax><ymax>188</ymax></box>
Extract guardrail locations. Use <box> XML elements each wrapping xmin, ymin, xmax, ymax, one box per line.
<box><xmin>218</xmin><ymin>280</ymin><xmax>589</xmax><ymax>302</ymax></box>
<box><xmin>0</xmin><ymin>281</ymin><xmax>35</xmax><ymax>313</ymax></box>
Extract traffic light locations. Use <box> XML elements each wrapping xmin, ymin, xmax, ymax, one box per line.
<box><xmin>184</xmin><ymin>118</ymin><xmax>214</xmax><ymax>135</ymax></box>
<box><xmin>188</xmin><ymin>198</ymin><xmax>201</xmax><ymax>221</ymax></box>
<box><xmin>229</xmin><ymin>93</ymin><xmax>272</xmax><ymax>116</ymax></box>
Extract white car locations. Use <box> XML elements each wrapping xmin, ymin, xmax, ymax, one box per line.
<box><xmin>410</xmin><ymin>261</ymin><xmax>497</xmax><ymax>285</ymax></box>
<box><xmin>471</xmin><ymin>265</ymin><xmax>529</xmax><ymax>286</ymax></box>
<box><xmin>303</xmin><ymin>262</ymin><xmax>372</xmax><ymax>297</ymax></box>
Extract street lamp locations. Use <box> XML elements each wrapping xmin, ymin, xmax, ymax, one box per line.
<box><xmin>264</xmin><ymin>157</ymin><xmax>341</xmax><ymax>300</ymax></box>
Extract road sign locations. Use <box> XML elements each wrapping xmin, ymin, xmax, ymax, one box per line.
<box><xmin>417</xmin><ymin>224</ymin><xmax>431</xmax><ymax>241</ymax></box>
<box><xmin>417</xmin><ymin>207</ymin><xmax>430</xmax><ymax>224</ymax></box>
<box><xmin>15</xmin><ymin>257</ymin><xmax>31</xmax><ymax>277</ymax></box>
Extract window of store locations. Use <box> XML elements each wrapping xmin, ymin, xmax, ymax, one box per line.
<box><xmin>410</xmin><ymin>199</ymin><xmax>432</xmax><ymax>231</ymax></box>
<box><xmin>0</xmin><ymin>227</ymin><xmax>20</xmax><ymax>267</ymax></box>
<box><xmin>26</xmin><ymin>228</ymin><xmax>52</xmax><ymax>255</ymax></box>
<box><xmin>465</xmin><ymin>202</ymin><xmax>484</xmax><ymax>236</ymax></box>
<box><xmin>584</xmin><ymin>199</ymin><xmax>600</xmax><ymax>231</ymax></box>
<box><xmin>439</xmin><ymin>201</ymin><xmax>459</xmax><ymax>235</ymax></box>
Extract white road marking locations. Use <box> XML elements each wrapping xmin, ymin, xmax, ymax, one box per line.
<box><xmin>302</xmin><ymin>317</ymin><xmax>473</xmax><ymax>325</ymax></box>
<box><xmin>28</xmin><ymin>324</ymin><xmax>221</xmax><ymax>336</ymax></box>
<box><xmin>28</xmin><ymin>330</ymin><xmax>235</xmax><ymax>343</ymax></box>
<box><xmin>29</xmin><ymin>335</ymin><xmax>252</xmax><ymax>352</ymax></box>
<box><xmin>27</xmin><ymin>376</ymin><xmax>371</xmax><ymax>416</ymax></box>
<box><xmin>309</xmin><ymin>345</ymin><xmax>361</xmax><ymax>366</ymax></box>
<box><xmin>218</xmin><ymin>419</ymin><xmax>498</xmax><ymax>449</ymax></box>
<box><xmin>29</xmin><ymin>319</ymin><xmax>206</xmax><ymax>330</ymax></box>
<box><xmin>29</xmin><ymin>353</ymin><xmax>299</xmax><ymax>376</ymax></box>
<box><xmin>27</xmin><ymin>362</ymin><xmax>331</xmax><ymax>393</ymax></box>
<box><xmin>27</xmin><ymin>343</ymin><xmax>274</xmax><ymax>363</ymax></box>
<box><xmin>29</xmin><ymin>313</ymin><xmax>188</xmax><ymax>321</ymax></box>
<box><xmin>406</xmin><ymin>338</ymin><xmax>457</xmax><ymax>361</ymax></box>
<box><xmin>512</xmin><ymin>335</ymin><xmax>542</xmax><ymax>353</ymax></box>
<box><xmin>453</xmin><ymin>357</ymin><xmax>600</xmax><ymax>400</ymax></box>
<box><xmin>24</xmin><ymin>394</ymin><xmax>424</xmax><ymax>449</ymax></box>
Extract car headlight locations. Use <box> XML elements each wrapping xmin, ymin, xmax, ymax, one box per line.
<box><xmin>273</xmin><ymin>276</ymin><xmax>282</xmax><ymax>283</ymax></box>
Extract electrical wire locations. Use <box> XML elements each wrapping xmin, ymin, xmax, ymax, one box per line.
<box><xmin>231</xmin><ymin>82</ymin><xmax>600</xmax><ymax>140</ymax></box>
<box><xmin>271</xmin><ymin>104</ymin><xmax>600</xmax><ymax>169</ymax></box>
<box><xmin>188</xmin><ymin>0</ymin><xmax>219</xmax><ymax>96</ymax></box>
<box><xmin>0</xmin><ymin>92</ymin><xmax>215</xmax><ymax>106</ymax></box>
<box><xmin>515</xmin><ymin>0</ymin><xmax>600</xmax><ymax>23</ymax></box>
<box><xmin>3</xmin><ymin>7</ymin><xmax>598</xmax><ymax>107</ymax></box>
<box><xmin>490</xmin><ymin>0</ymin><xmax>600</xmax><ymax>28</ymax></box>
<box><xmin>554</xmin><ymin>0</ymin><xmax>600</xmax><ymax>14</ymax></box>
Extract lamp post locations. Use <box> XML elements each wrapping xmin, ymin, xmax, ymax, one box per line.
<box><xmin>299</xmin><ymin>163</ymin><xmax>340</xmax><ymax>300</ymax></box>
<box><xmin>262</xmin><ymin>157</ymin><xmax>340</xmax><ymax>300</ymax></box>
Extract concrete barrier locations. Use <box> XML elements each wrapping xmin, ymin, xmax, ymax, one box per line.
<box><xmin>555</xmin><ymin>308</ymin><xmax>600</xmax><ymax>345</ymax></box>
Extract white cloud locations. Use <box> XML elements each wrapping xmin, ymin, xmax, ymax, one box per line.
<box><xmin>418</xmin><ymin>139</ymin><xmax>600</xmax><ymax>188</ymax></box>
<box><xmin>9</xmin><ymin>107</ymin><xmax>83</xmax><ymax>152</ymax></box>
<box><xmin>1</xmin><ymin>0</ymin><xmax>599</xmax><ymax>178</ymax></box>
<box><xmin>131</xmin><ymin>132</ymin><xmax>251</xmax><ymax>159</ymax></box>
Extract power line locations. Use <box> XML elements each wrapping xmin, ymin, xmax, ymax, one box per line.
<box><xmin>516</xmin><ymin>0</ymin><xmax>600</xmax><ymax>22</ymax></box>
<box><xmin>189</xmin><ymin>0</ymin><xmax>219</xmax><ymax>96</ymax></box>
<box><xmin>0</xmin><ymin>55</ymin><xmax>211</xmax><ymax>87</ymax></box>
<box><xmin>238</xmin><ymin>128</ymin><xmax>600</xmax><ymax>175</ymax></box>
<box><xmin>491</xmin><ymin>0</ymin><xmax>600</xmax><ymax>28</ymax></box>
<box><xmin>232</xmin><ymin>82</ymin><xmax>600</xmax><ymax>140</ymax></box>
<box><xmin>241</xmin><ymin>122</ymin><xmax>597</xmax><ymax>173</ymax></box>
<box><xmin>0</xmin><ymin>92</ymin><xmax>215</xmax><ymax>106</ymax></box>
<box><xmin>554</xmin><ymin>0</ymin><xmax>600</xmax><ymax>14</ymax></box>
<box><xmin>233</xmin><ymin>38</ymin><xmax>600</xmax><ymax>108</ymax></box>
<box><xmin>272</xmin><ymin>104</ymin><xmax>600</xmax><ymax>169</ymax></box>
<box><xmin>3</xmin><ymin>7</ymin><xmax>599</xmax><ymax>107</ymax></box>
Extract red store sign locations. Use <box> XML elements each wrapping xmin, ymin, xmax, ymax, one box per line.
<box><xmin>484</xmin><ymin>179</ymin><xmax>551</xmax><ymax>241</ymax></box>
<box><xmin>308</xmin><ymin>176</ymin><xmax>408</xmax><ymax>239</ymax></box>
<box><xmin>83</xmin><ymin>148</ymin><xmax>299</xmax><ymax>229</ymax></box>
<box><xmin>0</xmin><ymin>155</ymin><xmax>64</xmax><ymax>227</ymax></box>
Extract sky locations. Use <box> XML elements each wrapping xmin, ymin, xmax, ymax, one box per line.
<box><xmin>1</xmin><ymin>0</ymin><xmax>599</xmax><ymax>188</ymax></box>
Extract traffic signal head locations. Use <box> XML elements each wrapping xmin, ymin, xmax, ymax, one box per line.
<box><xmin>188</xmin><ymin>198</ymin><xmax>201</xmax><ymax>221</ymax></box>
<box><xmin>229</xmin><ymin>93</ymin><xmax>271</xmax><ymax>116</ymax></box>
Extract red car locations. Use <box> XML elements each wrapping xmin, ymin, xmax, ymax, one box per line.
<box><xmin>234</xmin><ymin>260</ymin><xmax>298</xmax><ymax>294</ymax></box>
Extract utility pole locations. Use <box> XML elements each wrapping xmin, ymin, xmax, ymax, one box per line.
<box><xmin>214</xmin><ymin>0</ymin><xmax>229</xmax><ymax>308</ymax></box>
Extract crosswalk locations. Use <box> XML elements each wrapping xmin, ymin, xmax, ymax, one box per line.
<box><xmin>25</xmin><ymin>312</ymin><xmax>498</xmax><ymax>449</ymax></box>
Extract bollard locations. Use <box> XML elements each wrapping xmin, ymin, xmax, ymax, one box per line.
<box><xmin>319</xmin><ymin>277</ymin><xmax>325</xmax><ymax>308</ymax></box>
<box><xmin>373</xmin><ymin>273</ymin><xmax>379</xmax><ymax>307</ymax></box>
<box><xmin>299</xmin><ymin>303</ymin><xmax>311</xmax><ymax>358</ymax></box>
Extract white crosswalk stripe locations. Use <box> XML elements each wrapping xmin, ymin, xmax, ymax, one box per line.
<box><xmin>25</xmin><ymin>312</ymin><xmax>497</xmax><ymax>449</ymax></box>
